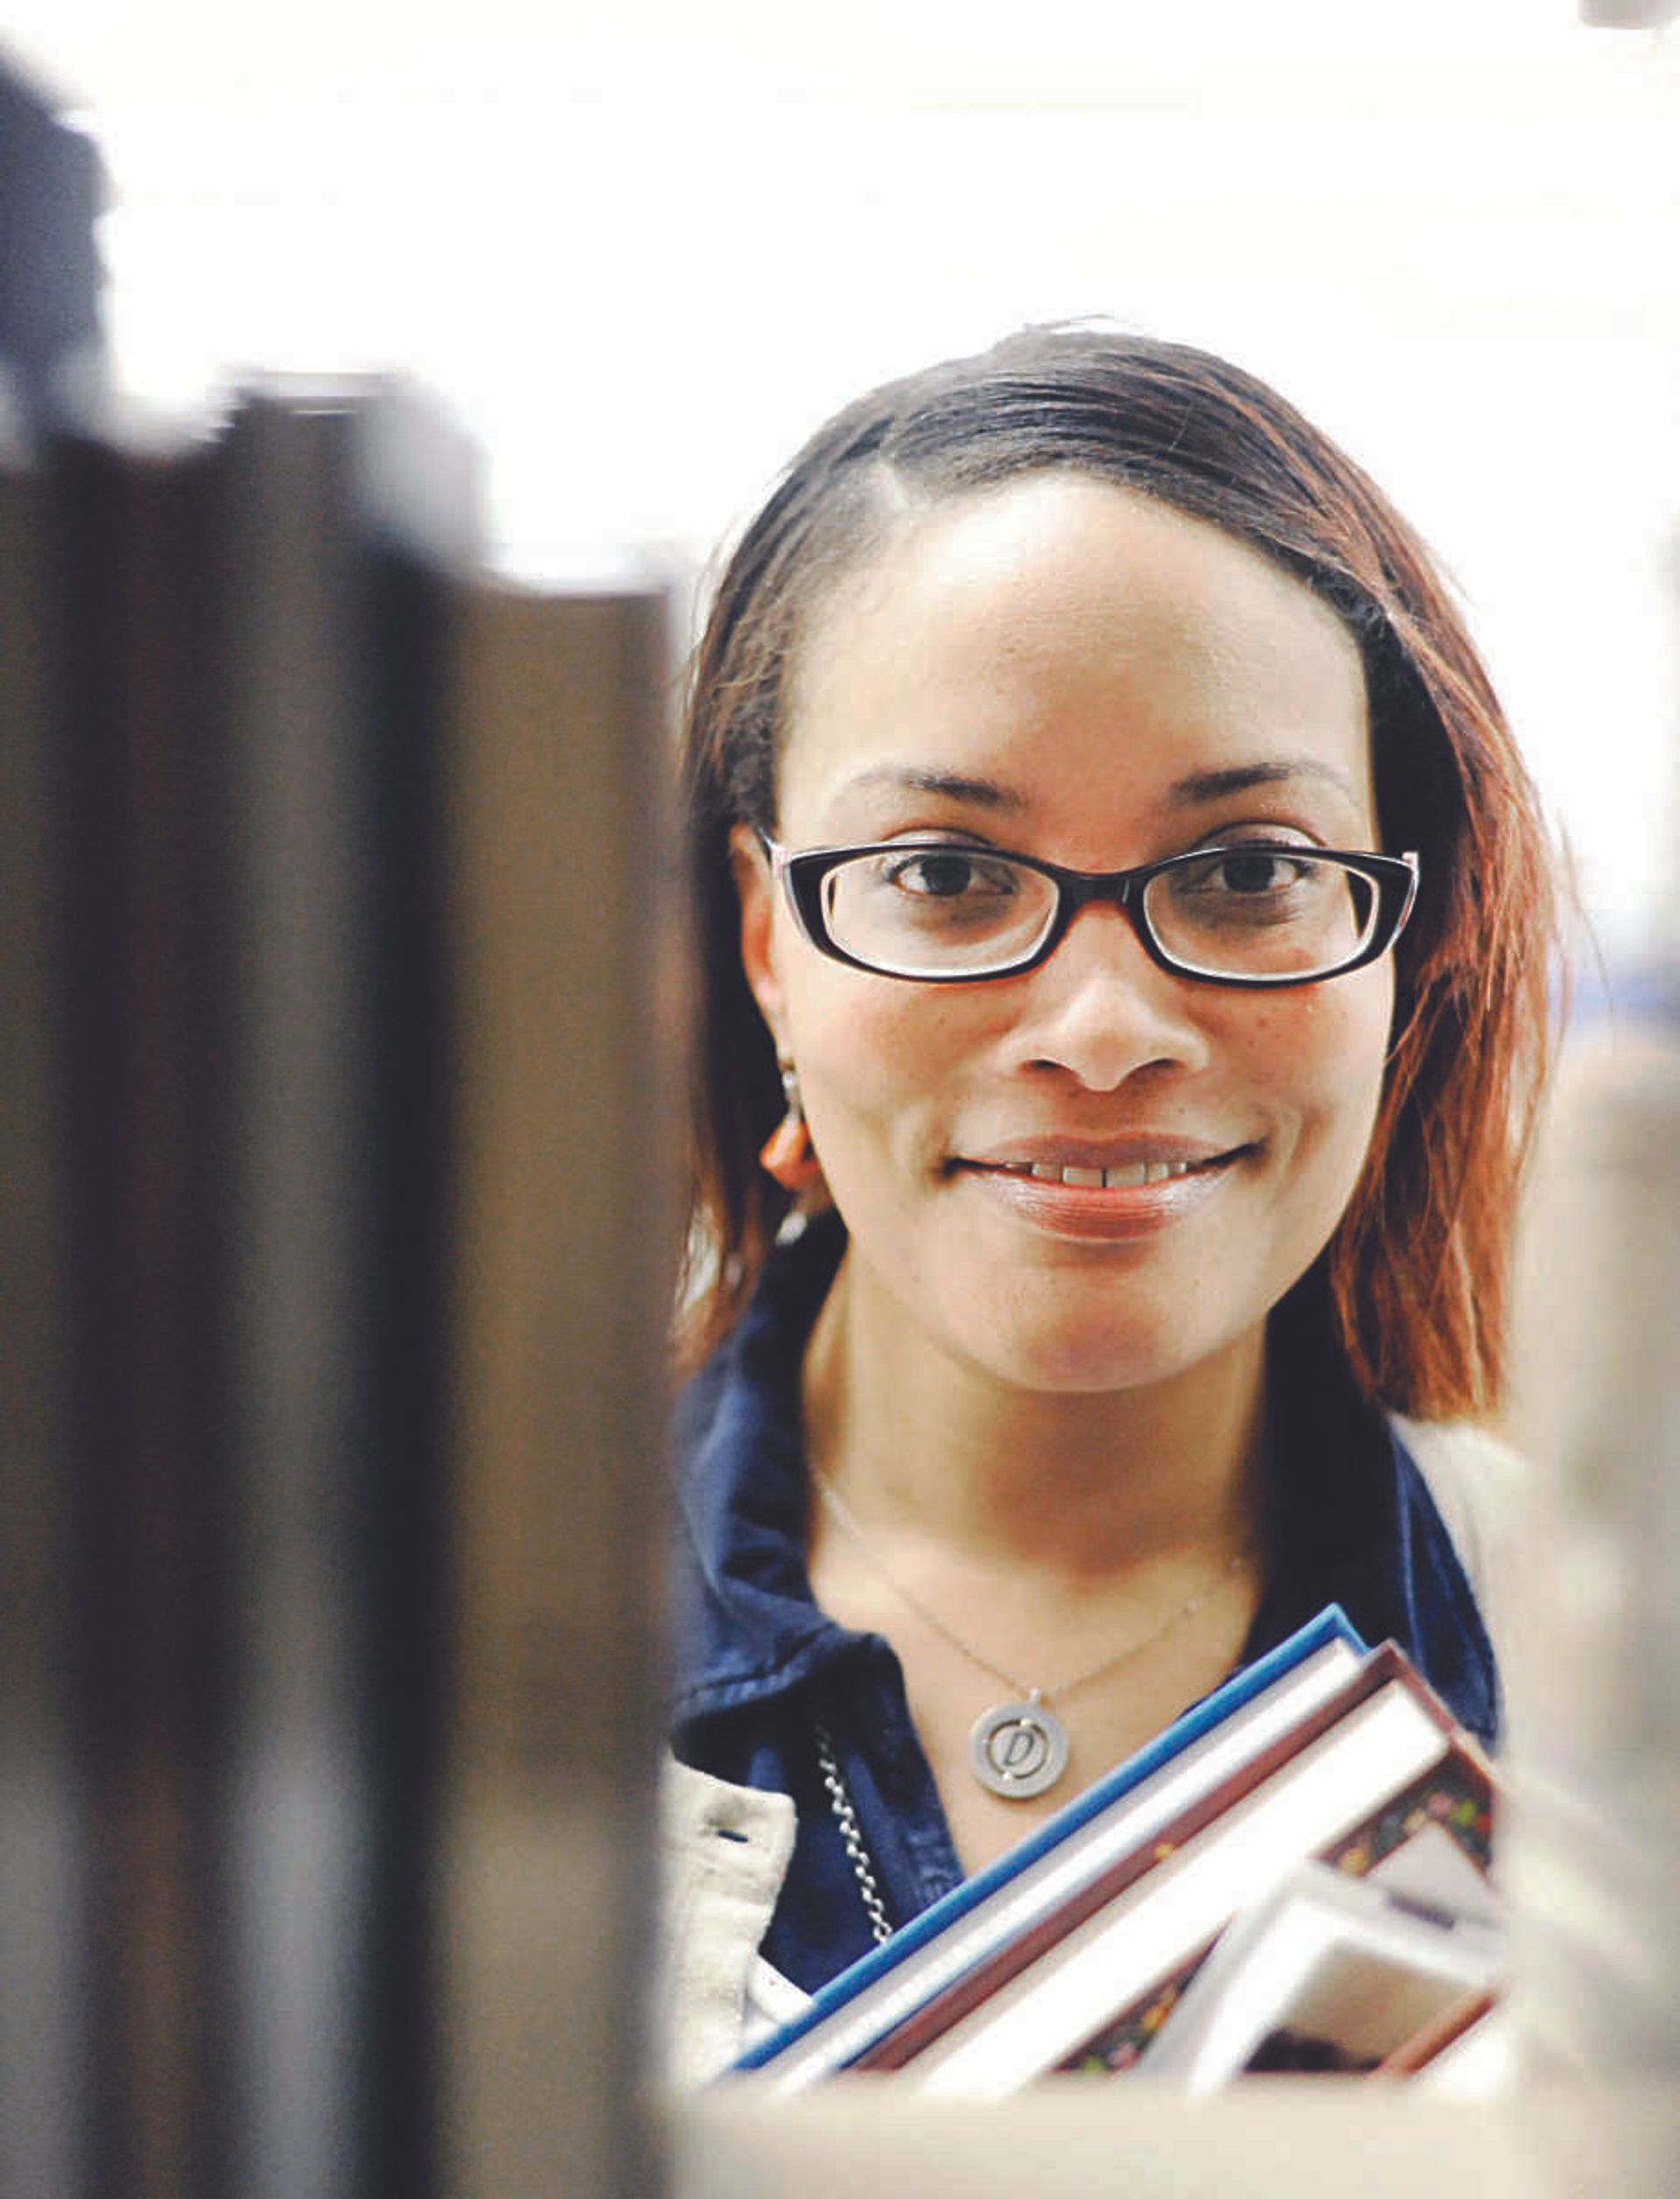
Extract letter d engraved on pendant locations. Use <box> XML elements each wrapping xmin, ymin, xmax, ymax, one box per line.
<box><xmin>970</xmin><ymin>1694</ymin><xmax>1069</xmax><ymax>1799</ymax></box>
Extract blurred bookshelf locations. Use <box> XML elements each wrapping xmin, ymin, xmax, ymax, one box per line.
<box><xmin>1</xmin><ymin>62</ymin><xmax>675</xmax><ymax>2195</ymax></box>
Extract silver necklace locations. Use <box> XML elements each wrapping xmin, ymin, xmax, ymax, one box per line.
<box><xmin>815</xmin><ymin>1722</ymin><xmax>894</xmax><ymax>1946</ymax></box>
<box><xmin>810</xmin><ymin>1465</ymin><xmax>1252</xmax><ymax>1802</ymax></box>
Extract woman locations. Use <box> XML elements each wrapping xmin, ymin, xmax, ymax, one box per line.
<box><xmin>661</xmin><ymin>328</ymin><xmax>1555</xmax><ymax>2085</ymax></box>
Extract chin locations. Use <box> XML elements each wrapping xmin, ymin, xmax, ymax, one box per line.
<box><xmin>962</xmin><ymin>1298</ymin><xmax>1236</xmax><ymax>1397</ymax></box>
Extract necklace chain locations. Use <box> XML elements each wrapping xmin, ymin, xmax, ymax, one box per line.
<box><xmin>815</xmin><ymin>1721</ymin><xmax>894</xmax><ymax>1946</ymax></box>
<box><xmin>809</xmin><ymin>1464</ymin><xmax>1252</xmax><ymax>1707</ymax></box>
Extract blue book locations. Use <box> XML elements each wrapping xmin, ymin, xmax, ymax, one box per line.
<box><xmin>731</xmin><ymin>1604</ymin><xmax>1368</xmax><ymax>2086</ymax></box>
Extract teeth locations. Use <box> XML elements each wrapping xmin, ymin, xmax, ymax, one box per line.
<box><xmin>1018</xmin><ymin>1159</ymin><xmax>1197</xmax><ymax>1187</ymax></box>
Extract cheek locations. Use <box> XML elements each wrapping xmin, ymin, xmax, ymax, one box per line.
<box><xmin>779</xmin><ymin>950</ymin><xmax>976</xmax><ymax>1112</ymax></box>
<box><xmin>1241</xmin><ymin>974</ymin><xmax>1393</xmax><ymax>1165</ymax></box>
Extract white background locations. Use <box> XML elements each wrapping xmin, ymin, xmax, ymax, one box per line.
<box><xmin>5</xmin><ymin>1</ymin><xmax>1677</xmax><ymax>965</ymax></box>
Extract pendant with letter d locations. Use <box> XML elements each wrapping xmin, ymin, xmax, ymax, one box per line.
<box><xmin>969</xmin><ymin>1693</ymin><xmax>1069</xmax><ymax>1799</ymax></box>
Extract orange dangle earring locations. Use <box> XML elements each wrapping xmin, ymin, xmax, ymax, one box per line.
<box><xmin>760</xmin><ymin>1061</ymin><xmax>826</xmax><ymax>1196</ymax></box>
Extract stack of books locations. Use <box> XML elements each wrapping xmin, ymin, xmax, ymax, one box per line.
<box><xmin>1</xmin><ymin>385</ymin><xmax>674</xmax><ymax>2195</ymax></box>
<box><xmin>732</xmin><ymin>1608</ymin><xmax>1507</xmax><ymax>2094</ymax></box>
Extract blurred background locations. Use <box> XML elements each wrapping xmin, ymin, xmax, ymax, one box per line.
<box><xmin>2</xmin><ymin>5</ymin><xmax>1676</xmax><ymax>2197</ymax></box>
<box><xmin>5</xmin><ymin>0</ymin><xmax>1678</xmax><ymax>973</ymax></box>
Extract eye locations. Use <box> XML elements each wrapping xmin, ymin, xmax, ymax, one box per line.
<box><xmin>879</xmin><ymin>848</ymin><xmax>1021</xmax><ymax>900</ymax></box>
<box><xmin>1208</xmin><ymin>848</ymin><xmax>1310</xmax><ymax>896</ymax></box>
<box><xmin>1171</xmin><ymin>844</ymin><xmax>1317</xmax><ymax>898</ymax></box>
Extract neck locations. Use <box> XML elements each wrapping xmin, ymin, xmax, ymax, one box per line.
<box><xmin>801</xmin><ymin>1244</ymin><xmax>1269</xmax><ymax>1586</ymax></box>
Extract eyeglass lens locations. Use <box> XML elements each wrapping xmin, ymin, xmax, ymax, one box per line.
<box><xmin>818</xmin><ymin>846</ymin><xmax>1381</xmax><ymax>980</ymax></box>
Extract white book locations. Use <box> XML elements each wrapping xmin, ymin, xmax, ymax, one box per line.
<box><xmin>1139</xmin><ymin>1858</ymin><xmax>1504</xmax><ymax>2090</ymax></box>
<box><xmin>1415</xmin><ymin>2001</ymin><xmax>1516</xmax><ymax>2096</ymax></box>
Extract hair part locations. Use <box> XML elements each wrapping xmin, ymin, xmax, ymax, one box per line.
<box><xmin>678</xmin><ymin>326</ymin><xmax>1558</xmax><ymax>1418</ymax></box>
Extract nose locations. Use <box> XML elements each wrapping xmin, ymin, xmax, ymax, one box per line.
<box><xmin>1002</xmin><ymin>900</ymin><xmax>1213</xmax><ymax>1092</ymax></box>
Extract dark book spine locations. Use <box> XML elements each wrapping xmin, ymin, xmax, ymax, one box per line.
<box><xmin>208</xmin><ymin>389</ymin><xmax>466</xmax><ymax>2199</ymax></box>
<box><xmin>0</xmin><ymin>446</ymin><xmax>93</xmax><ymax>2199</ymax></box>
<box><xmin>41</xmin><ymin>426</ymin><xmax>231</xmax><ymax>2199</ymax></box>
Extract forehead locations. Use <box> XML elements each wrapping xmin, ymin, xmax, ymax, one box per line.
<box><xmin>780</xmin><ymin>473</ymin><xmax>1374</xmax><ymax>846</ymax></box>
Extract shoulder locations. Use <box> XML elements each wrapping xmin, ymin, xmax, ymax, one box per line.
<box><xmin>655</xmin><ymin>1759</ymin><xmax>809</xmax><ymax>2089</ymax></box>
<box><xmin>1387</xmin><ymin>1412</ymin><xmax>1527</xmax><ymax>1674</ymax></box>
<box><xmin>662</xmin><ymin>1755</ymin><xmax>798</xmax><ymax>1887</ymax></box>
<box><xmin>1387</xmin><ymin>1414</ymin><xmax>1525</xmax><ymax>1570</ymax></box>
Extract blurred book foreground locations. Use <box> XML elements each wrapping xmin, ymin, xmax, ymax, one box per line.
<box><xmin>0</xmin><ymin>385</ymin><xmax>674</xmax><ymax>2199</ymax></box>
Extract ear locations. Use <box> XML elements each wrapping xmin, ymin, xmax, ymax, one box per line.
<box><xmin>729</xmin><ymin>823</ymin><xmax>787</xmax><ymax>1045</ymax></box>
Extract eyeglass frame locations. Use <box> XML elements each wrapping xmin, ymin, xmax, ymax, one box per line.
<box><xmin>760</xmin><ymin>833</ymin><xmax>1421</xmax><ymax>990</ymax></box>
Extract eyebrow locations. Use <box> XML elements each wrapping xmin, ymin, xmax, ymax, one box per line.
<box><xmin>838</xmin><ymin>758</ymin><xmax>1361</xmax><ymax>813</ymax></box>
<box><xmin>841</xmin><ymin>767</ymin><xmax>1027</xmax><ymax>809</ymax></box>
<box><xmin>1166</xmin><ymin>760</ymin><xmax>1362</xmax><ymax>808</ymax></box>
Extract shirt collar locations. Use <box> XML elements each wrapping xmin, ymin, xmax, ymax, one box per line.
<box><xmin>671</xmin><ymin>1216</ymin><xmax>854</xmax><ymax>1725</ymax></box>
<box><xmin>669</xmin><ymin>1222</ymin><xmax>1499</xmax><ymax>1747</ymax></box>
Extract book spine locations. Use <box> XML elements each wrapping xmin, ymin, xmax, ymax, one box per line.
<box><xmin>46</xmin><ymin>428</ymin><xmax>230</xmax><ymax>2199</ymax></box>
<box><xmin>210</xmin><ymin>388</ymin><xmax>479</xmax><ymax>2199</ymax></box>
<box><xmin>0</xmin><ymin>446</ymin><xmax>90</xmax><ymax>2199</ymax></box>
<box><xmin>434</xmin><ymin>580</ymin><xmax>675</xmax><ymax>2199</ymax></box>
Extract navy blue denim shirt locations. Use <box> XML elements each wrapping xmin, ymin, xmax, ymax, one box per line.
<box><xmin>669</xmin><ymin>1214</ymin><xmax>1500</xmax><ymax>1999</ymax></box>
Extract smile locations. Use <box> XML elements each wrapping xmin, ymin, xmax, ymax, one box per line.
<box><xmin>953</xmin><ymin>1145</ymin><xmax>1251</xmax><ymax>1242</ymax></box>
<box><xmin>998</xmin><ymin>1159</ymin><xmax>1200</xmax><ymax>1189</ymax></box>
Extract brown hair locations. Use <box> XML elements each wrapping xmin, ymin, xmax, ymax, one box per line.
<box><xmin>679</xmin><ymin>327</ymin><xmax>1558</xmax><ymax>1418</ymax></box>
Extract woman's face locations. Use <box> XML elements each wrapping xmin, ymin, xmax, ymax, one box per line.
<box><xmin>735</xmin><ymin>473</ymin><xmax>1394</xmax><ymax>1396</ymax></box>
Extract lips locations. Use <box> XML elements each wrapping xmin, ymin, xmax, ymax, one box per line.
<box><xmin>954</xmin><ymin>1135</ymin><xmax>1252</xmax><ymax>1183</ymax></box>
<box><xmin>949</xmin><ymin>1137</ymin><xmax>1254</xmax><ymax>1242</ymax></box>
<box><xmin>1000</xmin><ymin>1157</ymin><xmax>1200</xmax><ymax>1189</ymax></box>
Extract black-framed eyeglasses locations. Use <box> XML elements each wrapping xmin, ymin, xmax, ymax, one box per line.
<box><xmin>763</xmin><ymin>835</ymin><xmax>1420</xmax><ymax>988</ymax></box>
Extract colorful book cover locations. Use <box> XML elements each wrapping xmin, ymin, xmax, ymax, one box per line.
<box><xmin>1055</xmin><ymin>1741</ymin><xmax>1495</xmax><ymax>2075</ymax></box>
